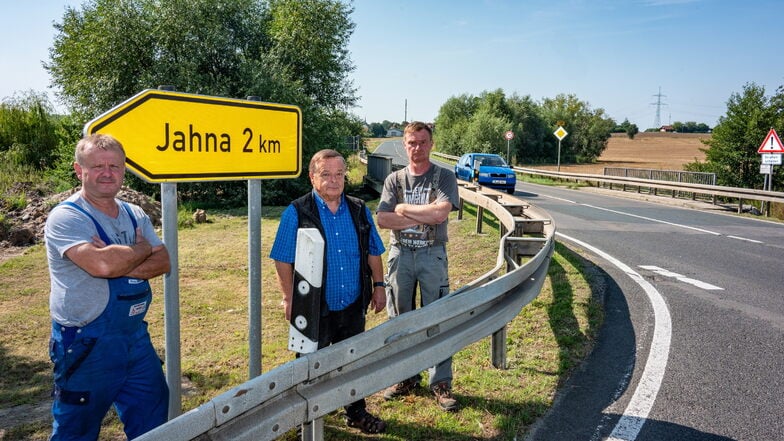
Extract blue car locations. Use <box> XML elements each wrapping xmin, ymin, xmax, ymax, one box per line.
<box><xmin>454</xmin><ymin>153</ymin><xmax>517</xmax><ymax>194</ymax></box>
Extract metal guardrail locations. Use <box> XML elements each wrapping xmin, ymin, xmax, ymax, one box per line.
<box><xmin>431</xmin><ymin>152</ymin><xmax>784</xmax><ymax>215</ymax></box>
<box><xmin>136</xmin><ymin>172</ymin><xmax>555</xmax><ymax>440</ymax></box>
<box><xmin>515</xmin><ymin>167</ymin><xmax>784</xmax><ymax>213</ymax></box>
<box><xmin>603</xmin><ymin>167</ymin><xmax>716</xmax><ymax>186</ymax></box>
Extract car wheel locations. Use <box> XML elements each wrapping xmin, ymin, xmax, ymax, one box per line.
<box><xmin>506</xmin><ymin>188</ymin><xmax>515</xmax><ymax>195</ymax></box>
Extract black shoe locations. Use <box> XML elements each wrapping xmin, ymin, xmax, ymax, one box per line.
<box><xmin>346</xmin><ymin>410</ymin><xmax>387</xmax><ymax>434</ymax></box>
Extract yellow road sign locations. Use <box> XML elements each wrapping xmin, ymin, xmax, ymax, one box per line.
<box><xmin>84</xmin><ymin>89</ymin><xmax>302</xmax><ymax>182</ymax></box>
<box><xmin>554</xmin><ymin>126</ymin><xmax>568</xmax><ymax>141</ymax></box>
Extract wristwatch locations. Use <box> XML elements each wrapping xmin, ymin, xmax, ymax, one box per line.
<box><xmin>373</xmin><ymin>281</ymin><xmax>386</xmax><ymax>288</ymax></box>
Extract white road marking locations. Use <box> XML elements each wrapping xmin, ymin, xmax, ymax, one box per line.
<box><xmin>727</xmin><ymin>235</ymin><xmax>763</xmax><ymax>244</ymax></box>
<box><xmin>538</xmin><ymin>186</ymin><xmax>769</xmax><ymax>245</ymax></box>
<box><xmin>582</xmin><ymin>204</ymin><xmax>721</xmax><ymax>235</ymax></box>
<box><xmin>639</xmin><ymin>265</ymin><xmax>723</xmax><ymax>291</ymax></box>
<box><xmin>541</xmin><ymin>194</ymin><xmax>577</xmax><ymax>204</ymax></box>
<box><xmin>557</xmin><ymin>232</ymin><xmax>672</xmax><ymax>441</ymax></box>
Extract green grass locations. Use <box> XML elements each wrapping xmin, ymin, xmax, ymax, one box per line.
<box><xmin>0</xmin><ymin>197</ymin><xmax>602</xmax><ymax>440</ymax></box>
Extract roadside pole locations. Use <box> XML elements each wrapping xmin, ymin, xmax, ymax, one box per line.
<box><xmin>157</xmin><ymin>85</ymin><xmax>182</xmax><ymax>418</ymax></box>
<box><xmin>757</xmin><ymin>128</ymin><xmax>784</xmax><ymax>217</ymax></box>
<box><xmin>553</xmin><ymin>125</ymin><xmax>568</xmax><ymax>172</ymax></box>
<box><xmin>504</xmin><ymin>130</ymin><xmax>514</xmax><ymax>164</ymax></box>
<box><xmin>246</xmin><ymin>96</ymin><xmax>263</xmax><ymax>379</ymax></box>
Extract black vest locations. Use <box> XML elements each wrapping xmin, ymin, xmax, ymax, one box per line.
<box><xmin>291</xmin><ymin>192</ymin><xmax>373</xmax><ymax>313</ymax></box>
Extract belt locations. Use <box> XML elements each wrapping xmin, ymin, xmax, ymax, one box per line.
<box><xmin>394</xmin><ymin>242</ymin><xmax>444</xmax><ymax>251</ymax></box>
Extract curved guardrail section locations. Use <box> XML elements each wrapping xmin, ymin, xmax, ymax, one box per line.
<box><xmin>136</xmin><ymin>184</ymin><xmax>555</xmax><ymax>441</ymax></box>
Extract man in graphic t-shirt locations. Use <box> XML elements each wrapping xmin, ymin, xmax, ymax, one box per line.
<box><xmin>376</xmin><ymin>121</ymin><xmax>461</xmax><ymax>411</ymax></box>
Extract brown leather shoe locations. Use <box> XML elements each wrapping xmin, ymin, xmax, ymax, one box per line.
<box><xmin>383</xmin><ymin>376</ymin><xmax>420</xmax><ymax>400</ymax></box>
<box><xmin>431</xmin><ymin>382</ymin><xmax>458</xmax><ymax>411</ymax></box>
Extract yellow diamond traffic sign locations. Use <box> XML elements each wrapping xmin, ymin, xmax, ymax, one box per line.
<box><xmin>84</xmin><ymin>89</ymin><xmax>302</xmax><ymax>183</ymax></box>
<box><xmin>554</xmin><ymin>126</ymin><xmax>568</xmax><ymax>141</ymax></box>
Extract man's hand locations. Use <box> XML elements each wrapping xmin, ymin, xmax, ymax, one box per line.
<box><xmin>369</xmin><ymin>286</ymin><xmax>386</xmax><ymax>313</ymax></box>
<box><xmin>132</xmin><ymin>227</ymin><xmax>153</xmax><ymax>256</ymax></box>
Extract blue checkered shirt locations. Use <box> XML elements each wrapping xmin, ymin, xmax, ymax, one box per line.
<box><xmin>269</xmin><ymin>191</ymin><xmax>385</xmax><ymax>311</ymax></box>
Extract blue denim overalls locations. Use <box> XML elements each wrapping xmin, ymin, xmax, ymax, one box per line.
<box><xmin>49</xmin><ymin>202</ymin><xmax>168</xmax><ymax>440</ymax></box>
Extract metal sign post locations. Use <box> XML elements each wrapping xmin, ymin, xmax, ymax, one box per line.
<box><xmin>758</xmin><ymin>130</ymin><xmax>783</xmax><ymax>216</ymax></box>
<box><xmin>504</xmin><ymin>130</ymin><xmax>514</xmax><ymax>164</ymax></box>
<box><xmin>553</xmin><ymin>126</ymin><xmax>568</xmax><ymax>172</ymax></box>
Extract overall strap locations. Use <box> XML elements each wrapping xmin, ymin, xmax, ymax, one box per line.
<box><xmin>60</xmin><ymin>201</ymin><xmax>138</xmax><ymax>245</ymax></box>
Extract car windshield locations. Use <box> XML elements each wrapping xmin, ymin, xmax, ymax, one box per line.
<box><xmin>479</xmin><ymin>156</ymin><xmax>506</xmax><ymax>167</ymax></box>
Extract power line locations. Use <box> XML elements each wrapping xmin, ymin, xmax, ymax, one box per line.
<box><xmin>650</xmin><ymin>86</ymin><xmax>668</xmax><ymax>128</ymax></box>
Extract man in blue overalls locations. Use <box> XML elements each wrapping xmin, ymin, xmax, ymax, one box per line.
<box><xmin>44</xmin><ymin>134</ymin><xmax>170</xmax><ymax>440</ymax></box>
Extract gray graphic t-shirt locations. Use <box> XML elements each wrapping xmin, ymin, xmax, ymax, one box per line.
<box><xmin>377</xmin><ymin>163</ymin><xmax>459</xmax><ymax>247</ymax></box>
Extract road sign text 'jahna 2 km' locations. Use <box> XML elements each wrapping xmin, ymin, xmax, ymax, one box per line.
<box><xmin>85</xmin><ymin>89</ymin><xmax>302</xmax><ymax>183</ymax></box>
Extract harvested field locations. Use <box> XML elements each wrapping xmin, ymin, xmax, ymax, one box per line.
<box><xmin>531</xmin><ymin>132</ymin><xmax>710</xmax><ymax>174</ymax></box>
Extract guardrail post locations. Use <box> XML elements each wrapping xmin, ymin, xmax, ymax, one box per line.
<box><xmin>301</xmin><ymin>419</ymin><xmax>324</xmax><ymax>441</ymax></box>
<box><xmin>491</xmin><ymin>326</ymin><xmax>507</xmax><ymax>369</ymax></box>
<box><xmin>476</xmin><ymin>194</ymin><xmax>500</xmax><ymax>234</ymax></box>
<box><xmin>458</xmin><ymin>185</ymin><xmax>477</xmax><ymax>221</ymax></box>
<box><xmin>476</xmin><ymin>206</ymin><xmax>484</xmax><ymax>234</ymax></box>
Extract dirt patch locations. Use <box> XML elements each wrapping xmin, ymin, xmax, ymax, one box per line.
<box><xmin>0</xmin><ymin>187</ymin><xmax>161</xmax><ymax>264</ymax></box>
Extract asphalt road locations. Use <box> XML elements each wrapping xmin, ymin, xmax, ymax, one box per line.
<box><xmin>517</xmin><ymin>182</ymin><xmax>784</xmax><ymax>441</ymax></box>
<box><xmin>373</xmin><ymin>142</ymin><xmax>783</xmax><ymax>440</ymax></box>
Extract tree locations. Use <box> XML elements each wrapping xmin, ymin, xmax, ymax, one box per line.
<box><xmin>505</xmin><ymin>93</ymin><xmax>547</xmax><ymax>165</ymax></box>
<box><xmin>46</xmin><ymin>0</ymin><xmax>360</xmax><ymax>204</ymax></box>
<box><xmin>626</xmin><ymin>123</ymin><xmax>639</xmax><ymax>139</ymax></box>
<box><xmin>0</xmin><ymin>92</ymin><xmax>61</xmax><ymax>169</ymax></box>
<box><xmin>462</xmin><ymin>109</ymin><xmax>511</xmax><ymax>155</ymax></box>
<box><xmin>701</xmin><ymin>82</ymin><xmax>779</xmax><ymax>189</ymax></box>
<box><xmin>614</xmin><ymin>118</ymin><xmax>632</xmax><ymax>133</ymax></box>
<box><xmin>540</xmin><ymin>94</ymin><xmax>614</xmax><ymax>163</ymax></box>
<box><xmin>433</xmin><ymin>90</ymin><xmax>612</xmax><ymax>165</ymax></box>
<box><xmin>267</xmin><ymin>0</ymin><xmax>356</xmax><ymax>109</ymax></box>
<box><xmin>369</xmin><ymin>122</ymin><xmax>385</xmax><ymax>137</ymax></box>
<box><xmin>672</xmin><ymin>121</ymin><xmax>711</xmax><ymax>133</ymax></box>
<box><xmin>433</xmin><ymin>94</ymin><xmax>478</xmax><ymax>155</ymax></box>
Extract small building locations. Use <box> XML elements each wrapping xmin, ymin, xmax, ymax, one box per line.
<box><xmin>386</xmin><ymin>127</ymin><xmax>403</xmax><ymax>137</ymax></box>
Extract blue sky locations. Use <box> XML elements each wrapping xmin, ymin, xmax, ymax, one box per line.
<box><xmin>3</xmin><ymin>0</ymin><xmax>783</xmax><ymax>130</ymax></box>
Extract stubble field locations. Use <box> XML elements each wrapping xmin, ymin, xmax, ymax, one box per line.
<box><xmin>532</xmin><ymin>132</ymin><xmax>710</xmax><ymax>173</ymax></box>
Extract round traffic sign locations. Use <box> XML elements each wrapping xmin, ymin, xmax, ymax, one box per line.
<box><xmin>504</xmin><ymin>130</ymin><xmax>514</xmax><ymax>140</ymax></box>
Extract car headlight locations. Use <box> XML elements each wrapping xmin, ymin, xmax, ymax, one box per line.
<box><xmin>479</xmin><ymin>172</ymin><xmax>490</xmax><ymax>178</ymax></box>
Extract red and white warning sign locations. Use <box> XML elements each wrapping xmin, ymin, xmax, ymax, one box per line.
<box><xmin>758</xmin><ymin>128</ymin><xmax>784</xmax><ymax>154</ymax></box>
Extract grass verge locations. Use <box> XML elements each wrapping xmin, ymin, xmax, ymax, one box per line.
<box><xmin>0</xmin><ymin>200</ymin><xmax>602</xmax><ymax>440</ymax></box>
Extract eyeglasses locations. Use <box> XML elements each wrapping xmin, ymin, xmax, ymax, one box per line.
<box><xmin>317</xmin><ymin>171</ymin><xmax>346</xmax><ymax>181</ymax></box>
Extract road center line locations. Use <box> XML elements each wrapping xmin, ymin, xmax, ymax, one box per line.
<box><xmin>581</xmin><ymin>204</ymin><xmax>721</xmax><ymax>235</ymax></box>
<box><xmin>541</xmin><ymin>194</ymin><xmax>578</xmax><ymax>204</ymax></box>
<box><xmin>557</xmin><ymin>232</ymin><xmax>672</xmax><ymax>441</ymax></box>
<box><xmin>727</xmin><ymin>235</ymin><xmax>763</xmax><ymax>244</ymax></box>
